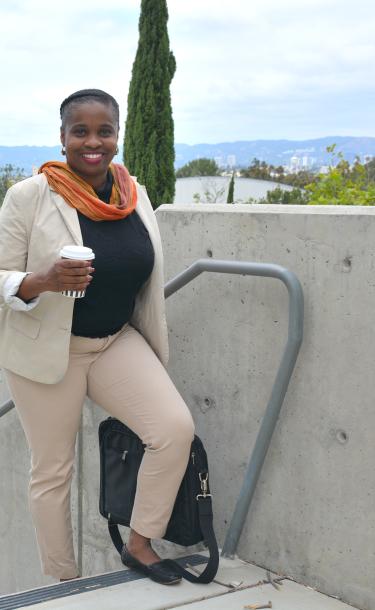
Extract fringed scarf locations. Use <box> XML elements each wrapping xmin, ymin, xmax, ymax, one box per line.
<box><xmin>39</xmin><ymin>161</ymin><xmax>137</xmax><ymax>221</ymax></box>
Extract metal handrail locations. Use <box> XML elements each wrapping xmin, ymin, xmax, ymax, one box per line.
<box><xmin>0</xmin><ymin>258</ymin><xmax>304</xmax><ymax>560</ymax></box>
<box><xmin>164</xmin><ymin>259</ymin><xmax>303</xmax><ymax>557</ymax></box>
<box><xmin>0</xmin><ymin>398</ymin><xmax>14</xmax><ymax>418</ymax></box>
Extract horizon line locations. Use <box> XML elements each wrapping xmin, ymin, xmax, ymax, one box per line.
<box><xmin>1</xmin><ymin>135</ymin><xmax>375</xmax><ymax>148</ymax></box>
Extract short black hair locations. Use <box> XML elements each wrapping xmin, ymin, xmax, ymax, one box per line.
<box><xmin>60</xmin><ymin>89</ymin><xmax>120</xmax><ymax>129</ymax></box>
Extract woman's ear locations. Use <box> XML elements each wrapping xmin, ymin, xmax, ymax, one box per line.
<box><xmin>60</xmin><ymin>128</ymin><xmax>65</xmax><ymax>146</ymax></box>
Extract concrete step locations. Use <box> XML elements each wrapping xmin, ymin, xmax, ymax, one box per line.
<box><xmin>0</xmin><ymin>553</ymin><xmax>358</xmax><ymax>610</ymax></box>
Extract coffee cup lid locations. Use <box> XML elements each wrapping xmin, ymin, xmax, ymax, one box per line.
<box><xmin>60</xmin><ymin>245</ymin><xmax>95</xmax><ymax>260</ymax></box>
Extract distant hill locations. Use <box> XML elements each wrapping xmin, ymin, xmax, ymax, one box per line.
<box><xmin>0</xmin><ymin>146</ymin><xmax>63</xmax><ymax>174</ymax></box>
<box><xmin>1</xmin><ymin>136</ymin><xmax>375</xmax><ymax>174</ymax></box>
<box><xmin>175</xmin><ymin>137</ymin><xmax>375</xmax><ymax>168</ymax></box>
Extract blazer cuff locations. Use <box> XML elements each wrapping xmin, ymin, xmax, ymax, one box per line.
<box><xmin>3</xmin><ymin>272</ymin><xmax>40</xmax><ymax>311</ymax></box>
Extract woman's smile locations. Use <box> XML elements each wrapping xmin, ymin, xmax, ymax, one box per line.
<box><xmin>81</xmin><ymin>152</ymin><xmax>106</xmax><ymax>165</ymax></box>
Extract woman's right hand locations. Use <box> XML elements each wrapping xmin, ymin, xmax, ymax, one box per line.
<box><xmin>42</xmin><ymin>259</ymin><xmax>95</xmax><ymax>293</ymax></box>
<box><xmin>16</xmin><ymin>259</ymin><xmax>95</xmax><ymax>302</ymax></box>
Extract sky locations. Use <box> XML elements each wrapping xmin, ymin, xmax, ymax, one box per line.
<box><xmin>1</xmin><ymin>0</ymin><xmax>375</xmax><ymax>146</ymax></box>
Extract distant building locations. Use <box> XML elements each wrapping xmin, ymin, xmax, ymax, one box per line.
<box><xmin>214</xmin><ymin>156</ymin><xmax>224</xmax><ymax>168</ymax></box>
<box><xmin>227</xmin><ymin>155</ymin><xmax>236</xmax><ymax>168</ymax></box>
<box><xmin>290</xmin><ymin>156</ymin><xmax>300</xmax><ymax>171</ymax></box>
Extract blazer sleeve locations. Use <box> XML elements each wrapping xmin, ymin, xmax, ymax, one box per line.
<box><xmin>0</xmin><ymin>183</ymin><xmax>32</xmax><ymax>308</ymax></box>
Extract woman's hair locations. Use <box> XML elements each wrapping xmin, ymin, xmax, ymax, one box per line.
<box><xmin>60</xmin><ymin>89</ymin><xmax>120</xmax><ymax>129</ymax></box>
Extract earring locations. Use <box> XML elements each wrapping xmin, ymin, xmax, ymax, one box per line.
<box><xmin>115</xmin><ymin>146</ymin><xmax>119</xmax><ymax>155</ymax></box>
<box><xmin>61</xmin><ymin>146</ymin><xmax>66</xmax><ymax>156</ymax></box>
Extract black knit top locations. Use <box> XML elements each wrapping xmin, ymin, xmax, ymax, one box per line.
<box><xmin>71</xmin><ymin>173</ymin><xmax>154</xmax><ymax>337</ymax></box>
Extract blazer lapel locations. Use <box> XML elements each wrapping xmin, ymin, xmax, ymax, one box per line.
<box><xmin>50</xmin><ymin>190</ymin><xmax>82</xmax><ymax>246</ymax></box>
<box><xmin>135</xmin><ymin>193</ymin><xmax>158</xmax><ymax>253</ymax></box>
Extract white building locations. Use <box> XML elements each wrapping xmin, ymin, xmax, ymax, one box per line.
<box><xmin>290</xmin><ymin>155</ymin><xmax>300</xmax><ymax>171</ymax></box>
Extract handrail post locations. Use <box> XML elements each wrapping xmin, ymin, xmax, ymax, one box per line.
<box><xmin>165</xmin><ymin>258</ymin><xmax>303</xmax><ymax>558</ymax></box>
<box><xmin>0</xmin><ymin>398</ymin><xmax>14</xmax><ymax>418</ymax></box>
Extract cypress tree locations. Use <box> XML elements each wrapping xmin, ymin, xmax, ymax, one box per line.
<box><xmin>124</xmin><ymin>0</ymin><xmax>176</xmax><ymax>208</ymax></box>
<box><xmin>227</xmin><ymin>172</ymin><xmax>235</xmax><ymax>203</ymax></box>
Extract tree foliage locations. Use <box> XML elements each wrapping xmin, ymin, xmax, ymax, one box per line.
<box><xmin>256</xmin><ymin>186</ymin><xmax>308</xmax><ymax>205</ymax></box>
<box><xmin>124</xmin><ymin>0</ymin><xmax>176</xmax><ymax>208</ymax></box>
<box><xmin>306</xmin><ymin>145</ymin><xmax>375</xmax><ymax>205</ymax></box>
<box><xmin>241</xmin><ymin>158</ymin><xmax>275</xmax><ymax>180</ymax></box>
<box><xmin>363</xmin><ymin>158</ymin><xmax>375</xmax><ymax>183</ymax></box>
<box><xmin>242</xmin><ymin>147</ymin><xmax>375</xmax><ymax>205</ymax></box>
<box><xmin>176</xmin><ymin>158</ymin><xmax>220</xmax><ymax>178</ymax></box>
<box><xmin>0</xmin><ymin>164</ymin><xmax>26</xmax><ymax>205</ymax></box>
<box><xmin>226</xmin><ymin>172</ymin><xmax>235</xmax><ymax>203</ymax></box>
<box><xmin>192</xmin><ymin>179</ymin><xmax>225</xmax><ymax>203</ymax></box>
<box><xmin>241</xmin><ymin>157</ymin><xmax>316</xmax><ymax>188</ymax></box>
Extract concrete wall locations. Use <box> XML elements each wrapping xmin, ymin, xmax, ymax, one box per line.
<box><xmin>1</xmin><ymin>204</ymin><xmax>374</xmax><ymax>610</ymax></box>
<box><xmin>156</xmin><ymin>204</ymin><xmax>375</xmax><ymax>610</ymax></box>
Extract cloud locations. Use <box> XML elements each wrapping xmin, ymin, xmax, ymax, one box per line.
<box><xmin>0</xmin><ymin>1</ymin><xmax>140</xmax><ymax>143</ymax></box>
<box><xmin>1</xmin><ymin>0</ymin><xmax>375</xmax><ymax>144</ymax></box>
<box><xmin>168</xmin><ymin>0</ymin><xmax>375</xmax><ymax>141</ymax></box>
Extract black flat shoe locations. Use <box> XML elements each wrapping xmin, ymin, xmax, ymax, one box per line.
<box><xmin>121</xmin><ymin>545</ymin><xmax>182</xmax><ymax>585</ymax></box>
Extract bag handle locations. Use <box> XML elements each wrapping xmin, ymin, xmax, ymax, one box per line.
<box><xmin>108</xmin><ymin>495</ymin><xmax>219</xmax><ymax>584</ymax></box>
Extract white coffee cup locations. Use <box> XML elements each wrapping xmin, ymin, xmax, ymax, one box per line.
<box><xmin>59</xmin><ymin>245</ymin><xmax>95</xmax><ymax>298</ymax></box>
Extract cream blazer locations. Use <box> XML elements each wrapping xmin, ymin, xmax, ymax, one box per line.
<box><xmin>0</xmin><ymin>174</ymin><xmax>169</xmax><ymax>383</ymax></box>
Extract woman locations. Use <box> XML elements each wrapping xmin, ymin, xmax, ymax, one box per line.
<box><xmin>0</xmin><ymin>89</ymin><xmax>194</xmax><ymax>585</ymax></box>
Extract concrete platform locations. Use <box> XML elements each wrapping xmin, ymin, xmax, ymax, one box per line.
<box><xmin>0</xmin><ymin>554</ymin><xmax>358</xmax><ymax>610</ymax></box>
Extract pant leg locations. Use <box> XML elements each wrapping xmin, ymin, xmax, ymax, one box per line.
<box><xmin>4</xmin><ymin>350</ymin><xmax>89</xmax><ymax>579</ymax></box>
<box><xmin>88</xmin><ymin>325</ymin><xmax>195</xmax><ymax>539</ymax></box>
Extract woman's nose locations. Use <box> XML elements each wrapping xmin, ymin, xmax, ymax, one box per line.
<box><xmin>85</xmin><ymin>133</ymin><xmax>102</xmax><ymax>148</ymax></box>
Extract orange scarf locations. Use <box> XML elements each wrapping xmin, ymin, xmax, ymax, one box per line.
<box><xmin>39</xmin><ymin>161</ymin><xmax>137</xmax><ymax>221</ymax></box>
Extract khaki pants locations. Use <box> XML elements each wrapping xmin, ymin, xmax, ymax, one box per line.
<box><xmin>5</xmin><ymin>324</ymin><xmax>194</xmax><ymax>580</ymax></box>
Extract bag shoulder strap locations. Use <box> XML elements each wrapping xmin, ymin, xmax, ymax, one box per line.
<box><xmin>173</xmin><ymin>495</ymin><xmax>219</xmax><ymax>583</ymax></box>
<box><xmin>108</xmin><ymin>495</ymin><xmax>219</xmax><ymax>584</ymax></box>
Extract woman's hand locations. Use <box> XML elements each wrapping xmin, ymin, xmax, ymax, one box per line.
<box><xmin>41</xmin><ymin>259</ymin><xmax>95</xmax><ymax>293</ymax></box>
<box><xmin>16</xmin><ymin>259</ymin><xmax>95</xmax><ymax>302</ymax></box>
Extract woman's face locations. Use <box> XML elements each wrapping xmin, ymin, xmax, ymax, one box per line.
<box><xmin>60</xmin><ymin>101</ymin><xmax>119</xmax><ymax>189</ymax></box>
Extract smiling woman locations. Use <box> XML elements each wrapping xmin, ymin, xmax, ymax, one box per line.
<box><xmin>0</xmin><ymin>88</ymin><xmax>195</xmax><ymax>586</ymax></box>
<box><xmin>60</xmin><ymin>90</ymin><xmax>120</xmax><ymax>190</ymax></box>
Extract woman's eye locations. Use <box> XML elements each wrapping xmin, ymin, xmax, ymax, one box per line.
<box><xmin>100</xmin><ymin>128</ymin><xmax>113</xmax><ymax>136</ymax></box>
<box><xmin>73</xmin><ymin>128</ymin><xmax>86</xmax><ymax>136</ymax></box>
